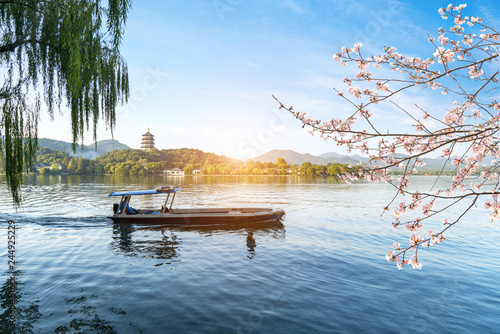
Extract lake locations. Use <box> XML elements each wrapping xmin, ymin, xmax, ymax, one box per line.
<box><xmin>1</xmin><ymin>175</ymin><xmax>499</xmax><ymax>333</ymax></box>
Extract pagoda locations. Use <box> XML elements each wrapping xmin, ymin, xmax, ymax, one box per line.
<box><xmin>141</xmin><ymin>128</ymin><xmax>155</xmax><ymax>151</ymax></box>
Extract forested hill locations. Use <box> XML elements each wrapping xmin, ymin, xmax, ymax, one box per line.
<box><xmin>38</xmin><ymin>138</ymin><xmax>129</xmax><ymax>159</ymax></box>
<box><xmin>14</xmin><ymin>146</ymin><xmax>460</xmax><ymax>177</ymax></box>
<box><xmin>17</xmin><ymin>147</ymin><xmax>241</xmax><ymax>176</ymax></box>
<box><xmin>96</xmin><ymin>148</ymin><xmax>241</xmax><ymax>174</ymax></box>
<box><xmin>252</xmin><ymin>149</ymin><xmax>457</xmax><ymax>172</ymax></box>
<box><xmin>252</xmin><ymin>149</ymin><xmax>363</xmax><ymax>165</ymax></box>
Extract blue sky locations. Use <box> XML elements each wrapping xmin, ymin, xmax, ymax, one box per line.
<box><xmin>37</xmin><ymin>0</ymin><xmax>500</xmax><ymax>159</ymax></box>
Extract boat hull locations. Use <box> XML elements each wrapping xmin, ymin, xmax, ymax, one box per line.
<box><xmin>108</xmin><ymin>208</ymin><xmax>285</xmax><ymax>225</ymax></box>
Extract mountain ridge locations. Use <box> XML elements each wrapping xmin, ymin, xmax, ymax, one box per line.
<box><xmin>251</xmin><ymin>149</ymin><xmax>363</xmax><ymax>166</ymax></box>
<box><xmin>251</xmin><ymin>149</ymin><xmax>455</xmax><ymax>171</ymax></box>
<box><xmin>38</xmin><ymin>138</ymin><xmax>130</xmax><ymax>159</ymax></box>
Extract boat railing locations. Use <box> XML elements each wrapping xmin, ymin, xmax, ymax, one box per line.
<box><xmin>161</xmin><ymin>191</ymin><xmax>177</xmax><ymax>215</ymax></box>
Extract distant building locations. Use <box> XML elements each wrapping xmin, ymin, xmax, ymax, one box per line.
<box><xmin>33</xmin><ymin>162</ymin><xmax>64</xmax><ymax>172</ymax></box>
<box><xmin>54</xmin><ymin>162</ymin><xmax>64</xmax><ymax>170</ymax></box>
<box><xmin>33</xmin><ymin>162</ymin><xmax>51</xmax><ymax>172</ymax></box>
<box><xmin>193</xmin><ymin>169</ymin><xmax>202</xmax><ymax>175</ymax></box>
<box><xmin>141</xmin><ymin>128</ymin><xmax>155</xmax><ymax>151</ymax></box>
<box><xmin>163</xmin><ymin>168</ymin><xmax>184</xmax><ymax>176</ymax></box>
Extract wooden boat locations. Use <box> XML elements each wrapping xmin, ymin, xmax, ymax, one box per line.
<box><xmin>108</xmin><ymin>186</ymin><xmax>285</xmax><ymax>225</ymax></box>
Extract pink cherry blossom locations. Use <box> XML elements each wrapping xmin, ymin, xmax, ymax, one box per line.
<box><xmin>274</xmin><ymin>3</ymin><xmax>500</xmax><ymax>269</ymax></box>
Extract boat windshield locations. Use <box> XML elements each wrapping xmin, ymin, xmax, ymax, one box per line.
<box><xmin>109</xmin><ymin>186</ymin><xmax>181</xmax><ymax>215</ymax></box>
<box><xmin>108</xmin><ymin>186</ymin><xmax>181</xmax><ymax>197</ymax></box>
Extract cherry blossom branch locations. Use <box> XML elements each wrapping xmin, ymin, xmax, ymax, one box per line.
<box><xmin>275</xmin><ymin>4</ymin><xmax>500</xmax><ymax>269</ymax></box>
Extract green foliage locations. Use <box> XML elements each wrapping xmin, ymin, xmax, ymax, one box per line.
<box><xmin>97</xmin><ymin>148</ymin><xmax>239</xmax><ymax>170</ymax></box>
<box><xmin>276</xmin><ymin>158</ymin><xmax>288</xmax><ymax>166</ymax></box>
<box><xmin>129</xmin><ymin>163</ymin><xmax>146</xmax><ymax>176</ymax></box>
<box><xmin>5</xmin><ymin>144</ymin><xmax>360</xmax><ymax>178</ymax></box>
<box><xmin>183</xmin><ymin>163</ymin><xmax>194</xmax><ymax>175</ymax></box>
<box><xmin>76</xmin><ymin>158</ymin><xmax>89</xmax><ymax>174</ymax></box>
<box><xmin>327</xmin><ymin>163</ymin><xmax>346</xmax><ymax>176</ymax></box>
<box><xmin>0</xmin><ymin>0</ymin><xmax>131</xmax><ymax>205</ymax></box>
<box><xmin>67</xmin><ymin>158</ymin><xmax>78</xmax><ymax>171</ymax></box>
<box><xmin>202</xmin><ymin>158</ymin><xmax>355</xmax><ymax>177</ymax></box>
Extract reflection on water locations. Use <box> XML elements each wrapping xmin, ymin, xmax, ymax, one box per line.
<box><xmin>246</xmin><ymin>232</ymin><xmax>257</xmax><ymax>259</ymax></box>
<box><xmin>112</xmin><ymin>223</ymin><xmax>181</xmax><ymax>262</ymax></box>
<box><xmin>0</xmin><ymin>270</ymin><xmax>41</xmax><ymax>334</ymax></box>
<box><xmin>111</xmin><ymin>223</ymin><xmax>286</xmax><ymax>262</ymax></box>
<box><xmin>54</xmin><ymin>294</ymin><xmax>118</xmax><ymax>334</ymax></box>
<box><xmin>1</xmin><ymin>175</ymin><xmax>499</xmax><ymax>333</ymax></box>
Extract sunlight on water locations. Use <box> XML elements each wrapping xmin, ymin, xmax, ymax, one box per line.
<box><xmin>0</xmin><ymin>175</ymin><xmax>499</xmax><ymax>333</ymax></box>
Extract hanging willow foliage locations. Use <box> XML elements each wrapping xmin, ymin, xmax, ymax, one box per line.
<box><xmin>0</xmin><ymin>0</ymin><xmax>131</xmax><ymax>206</ymax></box>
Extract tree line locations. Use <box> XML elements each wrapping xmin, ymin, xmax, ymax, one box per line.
<box><xmin>209</xmin><ymin>159</ymin><xmax>358</xmax><ymax>176</ymax></box>
<box><xmin>0</xmin><ymin>147</ymin><xmax>358</xmax><ymax>177</ymax></box>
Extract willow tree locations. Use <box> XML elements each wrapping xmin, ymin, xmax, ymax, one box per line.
<box><xmin>0</xmin><ymin>0</ymin><xmax>131</xmax><ymax>205</ymax></box>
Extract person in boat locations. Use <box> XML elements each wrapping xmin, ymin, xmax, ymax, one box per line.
<box><xmin>119</xmin><ymin>195</ymin><xmax>136</xmax><ymax>214</ymax></box>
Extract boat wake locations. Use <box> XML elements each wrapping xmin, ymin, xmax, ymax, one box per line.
<box><xmin>1</xmin><ymin>213</ymin><xmax>110</xmax><ymax>229</ymax></box>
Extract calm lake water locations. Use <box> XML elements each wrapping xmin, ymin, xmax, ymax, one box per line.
<box><xmin>1</xmin><ymin>175</ymin><xmax>499</xmax><ymax>333</ymax></box>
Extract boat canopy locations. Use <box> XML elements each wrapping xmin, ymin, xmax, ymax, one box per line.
<box><xmin>108</xmin><ymin>187</ymin><xmax>181</xmax><ymax>197</ymax></box>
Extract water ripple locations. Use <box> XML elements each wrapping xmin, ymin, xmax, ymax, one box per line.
<box><xmin>0</xmin><ymin>175</ymin><xmax>499</xmax><ymax>333</ymax></box>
